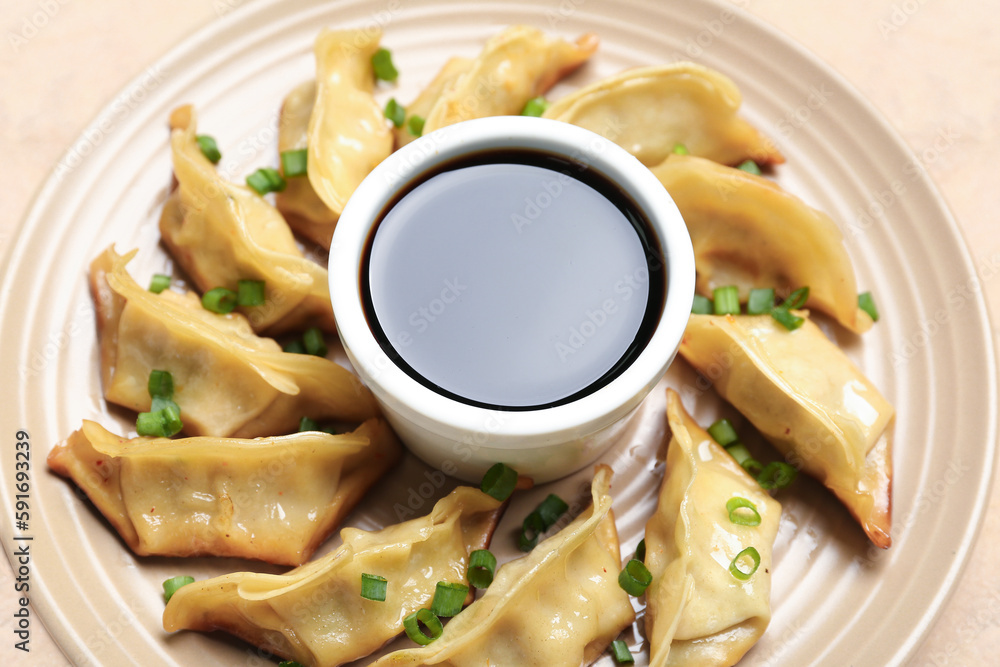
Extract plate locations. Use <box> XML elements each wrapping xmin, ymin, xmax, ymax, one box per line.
<box><xmin>0</xmin><ymin>0</ymin><xmax>995</xmax><ymax>665</ymax></box>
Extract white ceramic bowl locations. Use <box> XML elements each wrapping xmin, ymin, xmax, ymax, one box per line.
<box><xmin>329</xmin><ymin>116</ymin><xmax>694</xmax><ymax>483</ymax></box>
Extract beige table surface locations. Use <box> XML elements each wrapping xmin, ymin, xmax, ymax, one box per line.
<box><xmin>1</xmin><ymin>0</ymin><xmax>998</xmax><ymax>665</ymax></box>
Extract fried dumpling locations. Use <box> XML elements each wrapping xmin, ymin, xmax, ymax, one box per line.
<box><xmin>47</xmin><ymin>419</ymin><xmax>401</xmax><ymax>565</ymax></box>
<box><xmin>163</xmin><ymin>486</ymin><xmax>506</xmax><ymax>666</ymax></box>
<box><xmin>650</xmin><ymin>154</ymin><xmax>872</xmax><ymax>333</ymax></box>
<box><xmin>644</xmin><ymin>390</ymin><xmax>781</xmax><ymax>667</ymax></box>
<box><xmin>90</xmin><ymin>246</ymin><xmax>379</xmax><ymax>438</ymax></box>
<box><xmin>680</xmin><ymin>313</ymin><xmax>893</xmax><ymax>547</ymax></box>
<box><xmin>393</xmin><ymin>56</ymin><xmax>472</xmax><ymax>149</ymax></box>
<box><xmin>543</xmin><ymin>63</ymin><xmax>784</xmax><ymax>167</ymax></box>
<box><xmin>410</xmin><ymin>25</ymin><xmax>598</xmax><ymax>138</ymax></box>
<box><xmin>159</xmin><ymin>104</ymin><xmax>335</xmax><ymax>334</ymax></box>
<box><xmin>372</xmin><ymin>465</ymin><xmax>635</xmax><ymax>667</ymax></box>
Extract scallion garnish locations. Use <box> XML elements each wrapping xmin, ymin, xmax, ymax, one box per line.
<box><xmin>707</xmin><ymin>418</ymin><xmax>739</xmax><ymax>447</ymax></box>
<box><xmin>246</xmin><ymin>167</ymin><xmax>287</xmax><ymax>195</ymax></box>
<box><xmin>858</xmin><ymin>290</ymin><xmax>879</xmax><ymax>322</ymax></box>
<box><xmin>691</xmin><ymin>294</ymin><xmax>713</xmax><ymax>315</ymax></box>
<box><xmin>782</xmin><ymin>286</ymin><xmax>810</xmax><ymax>310</ymax></box>
<box><xmin>756</xmin><ymin>461</ymin><xmax>798</xmax><ymax>490</ymax></box>
<box><xmin>770</xmin><ymin>306</ymin><xmax>805</xmax><ymax>331</ymax></box>
<box><xmin>403</xmin><ymin>608</ymin><xmax>443</xmax><ymax>645</ymax></box>
<box><xmin>371</xmin><ymin>47</ymin><xmax>399</xmax><ymax>82</ymax></box>
<box><xmin>303</xmin><ymin>327</ymin><xmax>328</xmax><ymax>357</ymax></box>
<box><xmin>407</xmin><ymin>114</ymin><xmax>425</xmax><ymax>137</ymax></box>
<box><xmin>610</xmin><ymin>639</ymin><xmax>635</xmax><ymax>664</ymax></box>
<box><xmin>138</xmin><ymin>370</ymin><xmax>183</xmax><ymax>437</ymax></box>
<box><xmin>237</xmin><ymin>279</ymin><xmax>265</xmax><ymax>307</ymax></box>
<box><xmin>726</xmin><ymin>497</ymin><xmax>762</xmax><ymax>526</ymax></box>
<box><xmin>713</xmin><ymin>285</ymin><xmax>740</xmax><ymax>315</ymax></box>
<box><xmin>468</xmin><ymin>549</ymin><xmax>496</xmax><ymax>589</ymax></box>
<box><xmin>747</xmin><ymin>288</ymin><xmax>775</xmax><ymax>315</ymax></box>
<box><xmin>148</xmin><ymin>369</ymin><xmax>174</xmax><ymax>400</ymax></box>
<box><xmin>635</xmin><ymin>538</ymin><xmax>646</xmax><ymax>562</ymax></box>
<box><xmin>536</xmin><ymin>494</ymin><xmax>569</xmax><ymax>528</ymax></box>
<box><xmin>618</xmin><ymin>558</ymin><xmax>652</xmax><ymax>596</ymax></box>
<box><xmin>520</xmin><ymin>96</ymin><xmax>549</xmax><ymax>117</ymax></box>
<box><xmin>202</xmin><ymin>287</ymin><xmax>238</xmax><ymax>314</ymax></box>
<box><xmin>360</xmin><ymin>573</ymin><xmax>388</xmax><ymax>602</ymax></box>
<box><xmin>737</xmin><ymin>159</ymin><xmax>761</xmax><ymax>175</ymax></box>
<box><xmin>480</xmin><ymin>462</ymin><xmax>517</xmax><ymax>501</ymax></box>
<box><xmin>672</xmin><ymin>142</ymin><xmax>690</xmax><ymax>155</ymax></box>
<box><xmin>196</xmin><ymin>135</ymin><xmax>221</xmax><ymax>164</ymax></box>
<box><xmin>729</xmin><ymin>546</ymin><xmax>761</xmax><ymax>580</ymax></box>
<box><xmin>518</xmin><ymin>510</ymin><xmax>545</xmax><ymax>552</ymax></box>
<box><xmin>148</xmin><ymin>274</ymin><xmax>171</xmax><ymax>294</ymax></box>
<box><xmin>283</xmin><ymin>339</ymin><xmax>306</xmax><ymax>354</ymax></box>
<box><xmin>430</xmin><ymin>581</ymin><xmax>468</xmax><ymax>617</ymax></box>
<box><xmin>742</xmin><ymin>458</ymin><xmax>765</xmax><ymax>477</ymax></box>
<box><xmin>384</xmin><ymin>98</ymin><xmax>406</xmax><ymax>127</ymax></box>
<box><xmin>162</xmin><ymin>575</ymin><xmax>195</xmax><ymax>603</ymax></box>
<box><xmin>299</xmin><ymin>416</ymin><xmax>320</xmax><ymax>432</ymax></box>
<box><xmin>280</xmin><ymin>149</ymin><xmax>308</xmax><ymax>178</ymax></box>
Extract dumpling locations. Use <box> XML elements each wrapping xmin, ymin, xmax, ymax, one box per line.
<box><xmin>163</xmin><ymin>486</ymin><xmax>506</xmax><ymax>666</ymax></box>
<box><xmin>413</xmin><ymin>25</ymin><xmax>598</xmax><ymax>137</ymax></box>
<box><xmin>644</xmin><ymin>389</ymin><xmax>781</xmax><ymax>667</ymax></box>
<box><xmin>650</xmin><ymin>154</ymin><xmax>872</xmax><ymax>334</ymax></box>
<box><xmin>543</xmin><ymin>63</ymin><xmax>784</xmax><ymax>167</ymax></box>
<box><xmin>372</xmin><ymin>465</ymin><xmax>636</xmax><ymax>667</ymax></box>
<box><xmin>159</xmin><ymin>104</ymin><xmax>335</xmax><ymax>334</ymax></box>
<box><xmin>46</xmin><ymin>419</ymin><xmax>401</xmax><ymax>566</ymax></box>
<box><xmin>680</xmin><ymin>313</ymin><xmax>893</xmax><ymax>547</ymax></box>
<box><xmin>393</xmin><ymin>56</ymin><xmax>472</xmax><ymax>148</ymax></box>
<box><xmin>90</xmin><ymin>246</ymin><xmax>379</xmax><ymax>438</ymax></box>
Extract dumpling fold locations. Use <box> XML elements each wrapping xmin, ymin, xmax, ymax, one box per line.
<box><xmin>46</xmin><ymin>419</ymin><xmax>402</xmax><ymax>565</ymax></box>
<box><xmin>644</xmin><ymin>389</ymin><xmax>781</xmax><ymax>667</ymax></box>
<box><xmin>91</xmin><ymin>246</ymin><xmax>379</xmax><ymax>438</ymax></box>
<box><xmin>680</xmin><ymin>313</ymin><xmax>893</xmax><ymax>547</ymax></box>
<box><xmin>162</xmin><ymin>486</ymin><xmax>506</xmax><ymax>666</ymax></box>
<box><xmin>372</xmin><ymin>464</ymin><xmax>636</xmax><ymax>667</ymax></box>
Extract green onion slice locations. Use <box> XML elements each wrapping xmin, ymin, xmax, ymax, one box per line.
<box><xmin>757</xmin><ymin>461</ymin><xmax>798</xmax><ymax>490</ymax></box>
<box><xmin>148</xmin><ymin>369</ymin><xmax>174</xmax><ymax>400</ymax></box>
<box><xmin>480</xmin><ymin>462</ymin><xmax>517</xmax><ymax>501</ymax></box>
<box><xmin>280</xmin><ymin>148</ymin><xmax>308</xmax><ymax>178</ymax></box>
<box><xmin>162</xmin><ymin>575</ymin><xmax>195</xmax><ymax>603</ymax></box>
<box><xmin>299</xmin><ymin>416</ymin><xmax>320</xmax><ymax>432</ymax></box>
<box><xmin>536</xmin><ymin>494</ymin><xmax>568</xmax><ymax>528</ymax></box>
<box><xmin>770</xmin><ymin>307</ymin><xmax>805</xmax><ymax>331</ymax></box>
<box><xmin>691</xmin><ymin>294</ymin><xmax>713</xmax><ymax>315</ymax></box>
<box><xmin>237</xmin><ymin>279</ymin><xmax>265</xmax><ymax>307</ymax></box>
<box><xmin>672</xmin><ymin>142</ymin><xmax>690</xmax><ymax>155</ymax></box>
<box><xmin>707</xmin><ymin>418</ymin><xmax>739</xmax><ymax>447</ymax></box>
<box><xmin>196</xmin><ymin>135</ymin><xmax>221</xmax><ymax>164</ymax></box>
<box><xmin>737</xmin><ymin>159</ymin><xmax>761</xmax><ymax>175</ymax></box>
<box><xmin>610</xmin><ymin>639</ymin><xmax>635</xmax><ymax>664</ymax></box>
<box><xmin>518</xmin><ymin>510</ymin><xmax>545</xmax><ymax>552</ymax></box>
<box><xmin>371</xmin><ymin>47</ymin><xmax>399</xmax><ymax>82</ymax></box>
<box><xmin>407</xmin><ymin>114</ymin><xmax>425</xmax><ymax>137</ymax></box>
<box><xmin>724</xmin><ymin>441</ymin><xmax>753</xmax><ymax>466</ymax></box>
<box><xmin>150</xmin><ymin>395</ymin><xmax>179</xmax><ymax>413</ymax></box>
<box><xmin>303</xmin><ymin>327</ymin><xmax>328</xmax><ymax>357</ymax></box>
<box><xmin>283</xmin><ymin>339</ymin><xmax>306</xmax><ymax>354</ymax></box>
<box><xmin>729</xmin><ymin>546</ymin><xmax>761</xmax><ymax>580</ymax></box>
<box><xmin>360</xmin><ymin>573</ymin><xmax>388</xmax><ymax>601</ymax></box>
<box><xmin>148</xmin><ymin>274</ymin><xmax>171</xmax><ymax>294</ymax></box>
<box><xmin>430</xmin><ymin>581</ymin><xmax>468</xmax><ymax>617</ymax></box>
<box><xmin>384</xmin><ymin>98</ymin><xmax>406</xmax><ymax>127</ymax></box>
<box><xmin>202</xmin><ymin>287</ymin><xmax>237</xmax><ymax>314</ymax></box>
<box><xmin>136</xmin><ymin>406</ymin><xmax>183</xmax><ymax>438</ymax></box>
<box><xmin>520</xmin><ymin>96</ymin><xmax>549</xmax><ymax>117</ymax></box>
<box><xmin>246</xmin><ymin>167</ymin><xmax>287</xmax><ymax>195</ymax></box>
<box><xmin>160</xmin><ymin>404</ymin><xmax>183</xmax><ymax>437</ymax></box>
<box><xmin>713</xmin><ymin>285</ymin><xmax>740</xmax><ymax>315</ymax></box>
<box><xmin>403</xmin><ymin>608</ymin><xmax>443</xmax><ymax>645</ymax></box>
<box><xmin>635</xmin><ymin>538</ymin><xmax>646</xmax><ymax>563</ymax></box>
<box><xmin>741</xmin><ymin>458</ymin><xmax>765</xmax><ymax>477</ymax></box>
<box><xmin>747</xmin><ymin>287</ymin><xmax>775</xmax><ymax>315</ymax></box>
<box><xmin>726</xmin><ymin>497</ymin><xmax>762</xmax><ymax>526</ymax></box>
<box><xmin>858</xmin><ymin>291</ymin><xmax>880</xmax><ymax>322</ymax></box>
<box><xmin>468</xmin><ymin>549</ymin><xmax>496</xmax><ymax>589</ymax></box>
<box><xmin>783</xmin><ymin>286</ymin><xmax>810</xmax><ymax>310</ymax></box>
<box><xmin>618</xmin><ymin>558</ymin><xmax>652</xmax><ymax>596</ymax></box>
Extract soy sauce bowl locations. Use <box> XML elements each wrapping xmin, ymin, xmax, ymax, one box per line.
<box><xmin>329</xmin><ymin>116</ymin><xmax>694</xmax><ymax>483</ymax></box>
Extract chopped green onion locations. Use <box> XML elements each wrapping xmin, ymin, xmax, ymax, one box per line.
<box><xmin>430</xmin><ymin>581</ymin><xmax>468</xmax><ymax>617</ymax></box>
<box><xmin>237</xmin><ymin>279</ymin><xmax>266</xmax><ymax>307</ymax></box>
<box><xmin>162</xmin><ymin>575</ymin><xmax>195</xmax><ymax>603</ymax></box>
<box><xmin>196</xmin><ymin>135</ymin><xmax>221</xmax><ymax>164</ymax></box>
<box><xmin>480</xmin><ymin>462</ymin><xmax>517</xmax><ymax>501</ymax></box>
<box><xmin>148</xmin><ymin>274</ymin><xmax>171</xmax><ymax>294</ymax></box>
<box><xmin>403</xmin><ymin>608</ymin><xmax>443</xmax><ymax>645</ymax></box>
<box><xmin>691</xmin><ymin>294</ymin><xmax>713</xmax><ymax>315</ymax></box>
<box><xmin>520</xmin><ymin>96</ymin><xmax>549</xmax><ymax>117</ymax></box>
<box><xmin>757</xmin><ymin>461</ymin><xmax>798</xmax><ymax>490</ymax></box>
<box><xmin>202</xmin><ymin>287</ymin><xmax>237</xmax><ymax>314</ymax></box>
<box><xmin>321</xmin><ymin>425</ymin><xmax>341</xmax><ymax>435</ymax></box>
<box><xmin>707</xmin><ymin>418</ymin><xmax>739</xmax><ymax>447</ymax></box>
<box><xmin>610</xmin><ymin>639</ymin><xmax>635</xmax><ymax>664</ymax></box>
<box><xmin>371</xmin><ymin>47</ymin><xmax>399</xmax><ymax>82</ymax></box>
<box><xmin>361</xmin><ymin>573</ymin><xmax>388</xmax><ymax>602</ymax></box>
<box><xmin>742</xmin><ymin>458</ymin><xmax>765</xmax><ymax>477</ymax></box>
<box><xmin>283</xmin><ymin>339</ymin><xmax>306</xmax><ymax>354</ymax></box>
<box><xmin>724</xmin><ymin>441</ymin><xmax>753</xmax><ymax>466</ymax></box>
<box><xmin>747</xmin><ymin>288</ymin><xmax>775</xmax><ymax>315</ymax></box>
<box><xmin>726</xmin><ymin>497</ymin><xmax>762</xmax><ymax>526</ymax></box>
<box><xmin>468</xmin><ymin>549</ymin><xmax>496</xmax><ymax>589</ymax></box>
<box><xmin>303</xmin><ymin>327</ymin><xmax>328</xmax><ymax>357</ymax></box>
<box><xmin>737</xmin><ymin>159</ymin><xmax>761</xmax><ymax>175</ymax></box>
<box><xmin>635</xmin><ymin>538</ymin><xmax>646</xmax><ymax>562</ymax></box>
<box><xmin>148</xmin><ymin>369</ymin><xmax>174</xmax><ymax>400</ymax></box>
<box><xmin>783</xmin><ymin>286</ymin><xmax>810</xmax><ymax>310</ymax></box>
<box><xmin>518</xmin><ymin>510</ymin><xmax>545</xmax><ymax>552</ymax></box>
<box><xmin>246</xmin><ymin>167</ymin><xmax>287</xmax><ymax>195</ymax></box>
<box><xmin>150</xmin><ymin>395</ymin><xmax>179</xmax><ymax>413</ymax></box>
<box><xmin>299</xmin><ymin>416</ymin><xmax>320</xmax><ymax>432</ymax></box>
<box><xmin>618</xmin><ymin>558</ymin><xmax>652</xmax><ymax>596</ymax></box>
<box><xmin>384</xmin><ymin>98</ymin><xmax>406</xmax><ymax>127</ymax></box>
<box><xmin>280</xmin><ymin>148</ymin><xmax>308</xmax><ymax>178</ymax></box>
<box><xmin>713</xmin><ymin>285</ymin><xmax>740</xmax><ymax>315</ymax></box>
<box><xmin>536</xmin><ymin>494</ymin><xmax>569</xmax><ymax>528</ymax></box>
<box><xmin>160</xmin><ymin>403</ymin><xmax>183</xmax><ymax>436</ymax></box>
<box><xmin>729</xmin><ymin>546</ymin><xmax>761</xmax><ymax>580</ymax></box>
<box><xmin>136</xmin><ymin>405</ymin><xmax>183</xmax><ymax>438</ymax></box>
<box><xmin>770</xmin><ymin>307</ymin><xmax>805</xmax><ymax>331</ymax></box>
<box><xmin>858</xmin><ymin>291</ymin><xmax>880</xmax><ymax>322</ymax></box>
<box><xmin>407</xmin><ymin>114</ymin><xmax>425</xmax><ymax>137</ymax></box>
<box><xmin>672</xmin><ymin>142</ymin><xmax>690</xmax><ymax>155</ymax></box>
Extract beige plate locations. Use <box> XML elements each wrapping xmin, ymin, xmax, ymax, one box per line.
<box><xmin>0</xmin><ymin>0</ymin><xmax>996</xmax><ymax>665</ymax></box>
